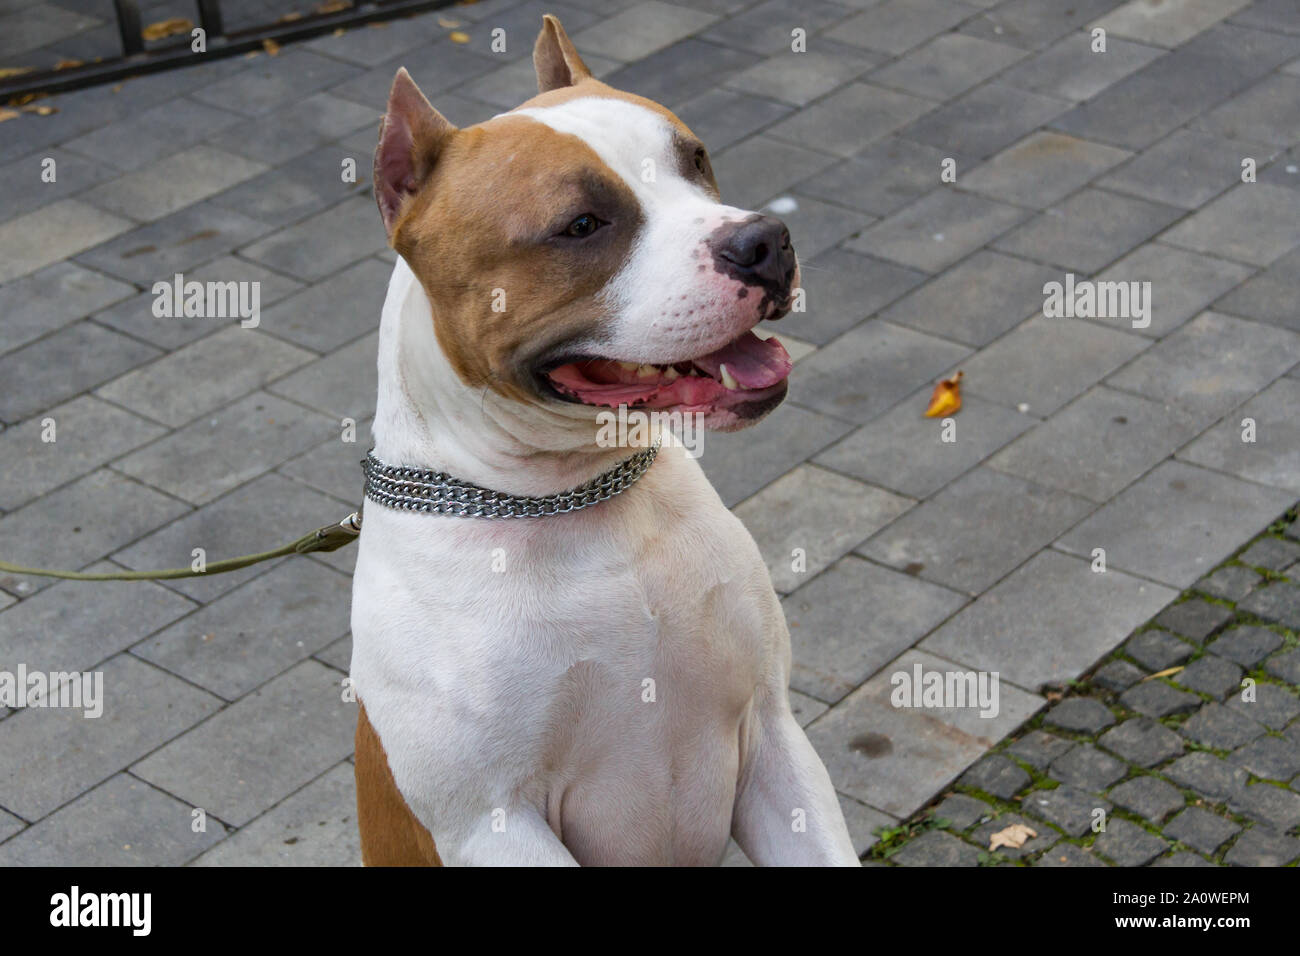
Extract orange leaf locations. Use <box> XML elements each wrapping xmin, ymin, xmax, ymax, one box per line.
<box><xmin>449</xmin><ymin>30</ymin><xmax>470</xmax><ymax>43</ymax></box>
<box><xmin>0</xmin><ymin>67</ymin><xmax>34</xmax><ymax>78</ymax></box>
<box><xmin>924</xmin><ymin>370</ymin><xmax>963</xmax><ymax>418</ymax></box>
<box><xmin>142</xmin><ymin>17</ymin><xmax>193</xmax><ymax>41</ymax></box>
<box><xmin>262</xmin><ymin>38</ymin><xmax>281</xmax><ymax>55</ymax></box>
<box><xmin>0</xmin><ymin>109</ymin><xmax>19</xmax><ymax>123</ymax></box>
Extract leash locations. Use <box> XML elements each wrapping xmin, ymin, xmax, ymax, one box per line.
<box><xmin>0</xmin><ymin>512</ymin><xmax>361</xmax><ymax>581</ymax></box>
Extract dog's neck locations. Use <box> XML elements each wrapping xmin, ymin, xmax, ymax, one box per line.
<box><xmin>371</xmin><ymin>258</ymin><xmax>641</xmax><ymax>497</ymax></box>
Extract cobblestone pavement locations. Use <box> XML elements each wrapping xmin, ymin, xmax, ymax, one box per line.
<box><xmin>1</xmin><ymin>0</ymin><xmax>1299</xmax><ymax>865</ymax></box>
<box><xmin>874</xmin><ymin>509</ymin><xmax>1300</xmax><ymax>867</ymax></box>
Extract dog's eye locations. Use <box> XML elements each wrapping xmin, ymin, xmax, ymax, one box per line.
<box><xmin>563</xmin><ymin>214</ymin><xmax>603</xmax><ymax>238</ymax></box>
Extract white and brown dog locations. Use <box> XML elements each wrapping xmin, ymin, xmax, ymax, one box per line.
<box><xmin>349</xmin><ymin>14</ymin><xmax>858</xmax><ymax>866</ymax></box>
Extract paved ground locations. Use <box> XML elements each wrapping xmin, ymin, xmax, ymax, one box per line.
<box><xmin>0</xmin><ymin>0</ymin><xmax>1298</xmax><ymax>866</ymax></box>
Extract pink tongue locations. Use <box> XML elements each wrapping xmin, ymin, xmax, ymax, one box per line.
<box><xmin>691</xmin><ymin>332</ymin><xmax>791</xmax><ymax>388</ymax></box>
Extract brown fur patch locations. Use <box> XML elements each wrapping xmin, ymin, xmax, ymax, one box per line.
<box><xmin>355</xmin><ymin>702</ymin><xmax>443</xmax><ymax>867</ymax></box>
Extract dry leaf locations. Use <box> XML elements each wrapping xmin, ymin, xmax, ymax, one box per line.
<box><xmin>1142</xmin><ymin>665</ymin><xmax>1185</xmax><ymax>681</ymax></box>
<box><xmin>988</xmin><ymin>822</ymin><xmax>1037</xmax><ymax>852</ymax></box>
<box><xmin>54</xmin><ymin>58</ymin><xmax>83</xmax><ymax>70</ymax></box>
<box><xmin>924</xmin><ymin>370</ymin><xmax>963</xmax><ymax>418</ymax></box>
<box><xmin>449</xmin><ymin>30</ymin><xmax>471</xmax><ymax>43</ymax></box>
<box><xmin>142</xmin><ymin>17</ymin><xmax>193</xmax><ymax>41</ymax></box>
<box><xmin>278</xmin><ymin>11</ymin><xmax>303</xmax><ymax>22</ymax></box>
<box><xmin>0</xmin><ymin>109</ymin><xmax>19</xmax><ymax>123</ymax></box>
<box><xmin>315</xmin><ymin>0</ymin><xmax>352</xmax><ymax>13</ymax></box>
<box><xmin>0</xmin><ymin>66</ymin><xmax>34</xmax><ymax>79</ymax></box>
<box><xmin>21</xmin><ymin>104</ymin><xmax>57</xmax><ymax>116</ymax></box>
<box><xmin>262</xmin><ymin>38</ymin><xmax>281</xmax><ymax>56</ymax></box>
<box><xmin>438</xmin><ymin>16</ymin><xmax>462</xmax><ymax>27</ymax></box>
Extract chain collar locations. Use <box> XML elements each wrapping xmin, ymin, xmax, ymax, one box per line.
<box><xmin>362</xmin><ymin>438</ymin><xmax>662</xmax><ymax>518</ymax></box>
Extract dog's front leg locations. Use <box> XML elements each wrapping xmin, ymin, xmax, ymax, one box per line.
<box><xmin>732</xmin><ymin>694</ymin><xmax>859</xmax><ymax>866</ymax></box>
<box><xmin>448</xmin><ymin>806</ymin><xmax>579</xmax><ymax>867</ymax></box>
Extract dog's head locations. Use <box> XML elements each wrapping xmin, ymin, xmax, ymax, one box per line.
<box><xmin>374</xmin><ymin>15</ymin><xmax>798</xmax><ymax>432</ymax></box>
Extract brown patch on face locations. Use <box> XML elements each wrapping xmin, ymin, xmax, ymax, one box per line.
<box><xmin>393</xmin><ymin>111</ymin><xmax>643</xmax><ymax>402</ymax></box>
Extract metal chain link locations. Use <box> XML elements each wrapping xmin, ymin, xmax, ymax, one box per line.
<box><xmin>362</xmin><ymin>438</ymin><xmax>661</xmax><ymax>518</ymax></box>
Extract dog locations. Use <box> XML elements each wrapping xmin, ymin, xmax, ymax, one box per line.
<box><xmin>349</xmin><ymin>14</ymin><xmax>859</xmax><ymax>866</ymax></box>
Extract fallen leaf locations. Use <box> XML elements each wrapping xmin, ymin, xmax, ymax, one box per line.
<box><xmin>142</xmin><ymin>17</ymin><xmax>193</xmax><ymax>41</ymax></box>
<box><xmin>988</xmin><ymin>822</ymin><xmax>1037</xmax><ymax>852</ymax></box>
<box><xmin>315</xmin><ymin>0</ymin><xmax>352</xmax><ymax>12</ymax></box>
<box><xmin>1142</xmin><ymin>665</ymin><xmax>1185</xmax><ymax>682</ymax></box>
<box><xmin>437</xmin><ymin>16</ymin><xmax>462</xmax><ymax>27</ymax></box>
<box><xmin>449</xmin><ymin>30</ymin><xmax>470</xmax><ymax>43</ymax></box>
<box><xmin>278</xmin><ymin>11</ymin><xmax>303</xmax><ymax>22</ymax></box>
<box><xmin>924</xmin><ymin>370</ymin><xmax>963</xmax><ymax>418</ymax></box>
<box><xmin>21</xmin><ymin>104</ymin><xmax>57</xmax><ymax>115</ymax></box>
<box><xmin>0</xmin><ymin>109</ymin><xmax>19</xmax><ymax>123</ymax></box>
<box><xmin>54</xmin><ymin>58</ymin><xmax>84</xmax><ymax>70</ymax></box>
<box><xmin>0</xmin><ymin>66</ymin><xmax>34</xmax><ymax>79</ymax></box>
<box><xmin>262</xmin><ymin>38</ymin><xmax>281</xmax><ymax>55</ymax></box>
<box><xmin>111</xmin><ymin>83</ymin><xmax>123</xmax><ymax>93</ymax></box>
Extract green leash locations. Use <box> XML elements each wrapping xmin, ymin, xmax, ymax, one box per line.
<box><xmin>0</xmin><ymin>512</ymin><xmax>361</xmax><ymax>582</ymax></box>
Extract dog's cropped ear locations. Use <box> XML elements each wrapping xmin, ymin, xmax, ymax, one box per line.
<box><xmin>533</xmin><ymin>14</ymin><xmax>592</xmax><ymax>93</ymax></box>
<box><xmin>374</xmin><ymin>68</ymin><xmax>456</xmax><ymax>237</ymax></box>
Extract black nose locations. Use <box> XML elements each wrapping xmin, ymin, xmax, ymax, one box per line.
<box><xmin>715</xmin><ymin>215</ymin><xmax>795</xmax><ymax>286</ymax></box>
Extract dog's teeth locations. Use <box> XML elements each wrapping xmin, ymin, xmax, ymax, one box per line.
<box><xmin>636</xmin><ymin>363</ymin><xmax>659</xmax><ymax>378</ymax></box>
<box><xmin>719</xmin><ymin>364</ymin><xmax>739</xmax><ymax>390</ymax></box>
<box><xmin>617</xmin><ymin>361</ymin><xmax>638</xmax><ymax>371</ymax></box>
<box><xmin>663</xmin><ymin>366</ymin><xmax>679</xmax><ymax>381</ymax></box>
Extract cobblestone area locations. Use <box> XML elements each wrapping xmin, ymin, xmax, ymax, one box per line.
<box><xmin>1</xmin><ymin>0</ymin><xmax>1299</xmax><ymax>865</ymax></box>
<box><xmin>875</xmin><ymin>509</ymin><xmax>1300</xmax><ymax>866</ymax></box>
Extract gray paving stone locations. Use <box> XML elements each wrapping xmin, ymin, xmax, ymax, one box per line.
<box><xmin>1176</xmin><ymin>655</ymin><xmax>1244</xmax><ymax>699</ymax></box>
<box><xmin>838</xmin><ymin>794</ymin><xmax>896</xmax><ymax>857</ymax></box>
<box><xmin>1096</xmin><ymin>0</ymin><xmax>1251</xmax><ymax>47</ymax></box>
<box><xmin>711</xmin><ymin>135</ymin><xmax>839</xmax><ymax>212</ymax></box>
<box><xmin>1195</xmin><ymin>73</ymin><xmax>1300</xmax><ymax>149</ymax></box>
<box><xmin>0</xmin><ymin>395</ymin><xmax>166</xmax><ymax>510</ymax></box>
<box><xmin>1046</xmin><ymin>698</ymin><xmax>1116</xmax><ymax>735</ymax></box>
<box><xmin>456</xmin><ymin>48</ymin><xmax>621</xmax><ymax>109</ymax></box>
<box><xmin>210</xmin><ymin>148</ymin><xmax>371</xmax><ymax>230</ymax></box>
<box><xmin>734</xmin><ymin>465</ymin><xmax>912</xmax><ymax>594</ymax></box>
<box><xmin>1156</xmin><ymin>599</ymin><xmax>1234</xmax><ymax>645</ymax></box>
<box><xmin>1025</xmin><ymin>784</ymin><xmax>1111</xmax><ymax>838</ymax></box>
<box><xmin>921</xmin><ymin>549</ymin><xmax>1176</xmax><ymax>690</ymax></box>
<box><xmin>1197</xmin><ymin>566</ymin><xmax>1261</xmax><ymax>604</ymax></box>
<box><xmin>239</xmin><ymin>196</ymin><xmax>388</xmax><ymax>283</ymax></box>
<box><xmin>1163</xmin><ymin>184</ymin><xmax>1300</xmax><ymax>267</ymax></box>
<box><xmin>85</xmin><ymin>146</ymin><xmax>269</xmax><ymax>223</ymax></box>
<box><xmin>1228</xmin><ymin>783</ymin><xmax>1300</xmax><ymax>831</ymax></box>
<box><xmin>847</xmin><ymin>188</ymin><xmax>1029</xmax><ymax>273</ymax></box>
<box><xmin>448</xmin><ymin>0</ymin><xmax>602</xmax><ymax>61</ymax></box>
<box><xmin>783</xmin><ymin>248</ymin><xmax>926</xmax><ymax>345</ymax></box>
<box><xmin>1238</xmin><ymin>537</ymin><xmax>1300</xmax><ymax>572</ymax></box>
<box><xmin>1164</xmin><ymin>806</ymin><xmax>1240</xmax><ymax>855</ymax></box>
<box><xmin>330</xmin><ymin>42</ymin><xmax>501</xmax><ymax>111</ymax></box>
<box><xmin>1232</xmin><ymin>736</ymin><xmax>1300</xmax><ymax>782</ymax></box>
<box><xmin>1266</xmin><ymin>649</ymin><xmax>1300</xmax><ymax>684</ymax></box>
<box><xmin>773</xmin><ymin>84</ymin><xmax>936</xmax><ymax>161</ymax></box>
<box><xmin>959</xmin><ymin>0</ymin><xmax>1125</xmax><ymax>50</ymax></box>
<box><xmin>0</xmin><ymin>772</ymin><xmax>224</xmax><ymax>866</ymax></box>
<box><xmin>132</xmin><ymin>660</ymin><xmax>356</xmax><ymax>827</ymax></box>
<box><xmin>1223</xmin><ymin>826</ymin><xmax>1300</xmax><ymax>866</ymax></box>
<box><xmin>789</xmin><ymin>690</ymin><xmax>828</xmax><ymax>728</ymax></box>
<box><xmin>674</xmin><ymin>89</ymin><xmax>795</xmax><ymax>152</ymax></box>
<box><xmin>1057</xmin><ymin>459</ymin><xmax>1296</xmax><ymax>588</ymax></box>
<box><xmin>963</xmin><ymin>132</ymin><xmax>1131</xmax><ymax>208</ymax></box>
<box><xmin>1094</xmin><ymin>817</ymin><xmax>1170</xmax><ymax>866</ymax></box>
<box><xmin>1209</xmin><ymin>626</ymin><xmax>1283</xmax><ymax>668</ymax></box>
<box><xmin>0</xmin><ymin>261</ymin><xmax>134</xmax><ymax>357</ymax></box>
<box><xmin>1225</xmin><ymin>682</ymin><xmax>1300</xmax><ymax>731</ymax></box>
<box><xmin>0</xmin><ymin>469</ymin><xmax>189</xmax><ymax>592</ymax></box>
<box><xmin>191</xmin><ymin>48</ymin><xmax>364</xmax><ymax>117</ymax></box>
<box><xmin>0</xmin><ymin>198</ymin><xmax>134</xmax><ymax>285</ymax></box>
<box><xmin>0</xmin><ymin>654</ymin><xmax>221</xmax><ymax>820</ymax></box>
<box><xmin>0</xmin><ymin>147</ymin><xmax>118</xmax><ymax>223</ymax></box>
<box><xmin>266</xmin><ymin>330</ymin><xmax>379</xmax><ymax>423</ymax></box>
<box><xmin>783</xmin><ymin>555</ymin><xmax>966</xmax><ymax>703</ymax></box>
<box><xmin>726</xmin><ymin>47</ymin><xmax>880</xmax><ymax>107</ymax></box>
<box><xmin>1100</xmin><ymin>129</ymin><xmax>1276</xmax><ymax>210</ymax></box>
<box><xmin>95</xmin><ymin>326</ymin><xmax>313</xmax><ymax>428</ymax></box>
<box><xmin>1102</xmin><ymin>717</ymin><xmax>1186</xmax><ymax>768</ymax></box>
<box><xmin>1091</xmin><ymin>243</ymin><xmax>1253</xmax><ymax>340</ymax></box>
<box><xmin>1035</xmin><ymin>842</ymin><xmax>1109</xmax><ymax>866</ymax></box>
<box><xmin>971</xmin><ymin>812</ymin><xmax>1057</xmax><ymax>859</ymax></box>
<box><xmin>215</xmin><ymin>93</ymin><xmax>381</xmax><ymax>167</ymax></box>
<box><xmin>989</xmin><ymin>386</ymin><xmax>1200</xmax><ymax>505</ymax></box>
<box><xmin>1108</xmin><ymin>774</ymin><xmax>1186</xmax><ymax>823</ymax></box>
<box><xmin>1050</xmin><ymin>744</ymin><xmax>1128</xmax><ymax>791</ymax></box>
<box><xmin>995</xmin><ymin>188</ymin><xmax>1183</xmax><ymax>273</ymax></box>
<box><xmin>192</xmin><ymin>761</ymin><xmax>360</xmax><ymax>866</ymax></box>
<box><xmin>1093</xmin><ymin>659</ymin><xmax>1147</xmax><ymax>692</ymax></box>
<box><xmin>72</xmin><ymin>201</ymin><xmax>275</xmax><ymax>286</ymax></box>
<box><xmin>314</xmin><ymin>633</ymin><xmax>353</xmax><ymax>675</ymax></box>
<box><xmin>898</xmin><ymin>83</ymin><xmax>1071</xmax><ymax>161</ymax></box>
<box><xmin>0</xmin><ymin>560</ymin><xmax>195</xmax><ymax>677</ymax></box>
<box><xmin>1183</xmin><ymin>703</ymin><xmax>1266</xmax><ymax>750</ymax></box>
<box><xmin>860</xmin><ymin>467</ymin><xmax>1093</xmax><ymax>595</ymax></box>
<box><xmin>305</xmin><ymin>11</ymin><xmax>445</xmax><ymax>65</ymax></box>
<box><xmin>1125</xmin><ymin>630</ymin><xmax>1196</xmax><ymax>671</ymax></box>
<box><xmin>999</xmin><ymin>33</ymin><xmax>1165</xmax><ymax>102</ymax></box>
<box><xmin>835</xmin><ymin>0</ymin><xmax>975</xmax><ymax>56</ymax></box>
<box><xmin>796</xmin><ymin>138</ymin><xmax>959</xmax><ymax>218</ymax></box>
<box><xmin>870</xmin><ymin>33</ymin><xmax>1024</xmax><ymax>100</ymax></box>
<box><xmin>1006</xmin><ymin>730</ymin><xmax>1075</xmax><ymax>770</ymax></box>
<box><xmin>791</xmin><ymin>319</ymin><xmax>970</xmax><ymax>424</ymax></box>
<box><xmin>892</xmin><ymin>828</ymin><xmax>982</xmax><ymax>866</ymax></box>
<box><xmin>932</xmin><ymin>793</ymin><xmax>993</xmax><ymax>831</ymax></box>
<box><xmin>1166</xmin><ymin>751</ymin><xmax>1250</xmax><ymax>801</ymax></box>
<box><xmin>817</xmin><ymin>390</ymin><xmax>1034</xmax><ymax>500</ymax></box>
<box><xmin>1181</xmin><ymin>380</ymin><xmax>1300</xmax><ymax>495</ymax></box>
<box><xmin>114</xmin><ymin>392</ymin><xmax>336</xmax><ymax>505</ymax></box>
<box><xmin>1152</xmin><ymin>851</ymin><xmax>1218</xmax><ymax>866</ymax></box>
<box><xmin>571</xmin><ymin>0</ymin><xmax>715</xmax><ymax>61</ymax></box>
<box><xmin>808</xmin><ymin>648</ymin><xmax>1042</xmax><ymax>815</ymax></box>
<box><xmin>881</xmin><ymin>250</ymin><xmax>1059</xmax><ymax>347</ymax></box>
<box><xmin>776</xmin><ymin>195</ymin><xmax>874</xmax><ymax>261</ymax></box>
<box><xmin>960</xmin><ymin>754</ymin><xmax>1032</xmax><ymax>800</ymax></box>
<box><xmin>132</xmin><ymin>559</ymin><xmax>353</xmax><ymax>702</ymax></box>
<box><xmin>1121</xmin><ymin>681</ymin><xmax>1203</xmax><ymax>719</ymax></box>
<box><xmin>1239</xmin><ymin>581</ymin><xmax>1300</xmax><ymax>630</ymax></box>
<box><xmin>697</xmin><ymin>0</ymin><xmax>850</xmax><ymax>54</ymax></box>
<box><xmin>277</xmin><ymin>425</ymin><xmax>373</xmax><ymax>507</ymax></box>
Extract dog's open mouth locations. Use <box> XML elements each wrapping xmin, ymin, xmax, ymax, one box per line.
<box><xmin>542</xmin><ymin>330</ymin><xmax>792</xmax><ymax>413</ymax></box>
